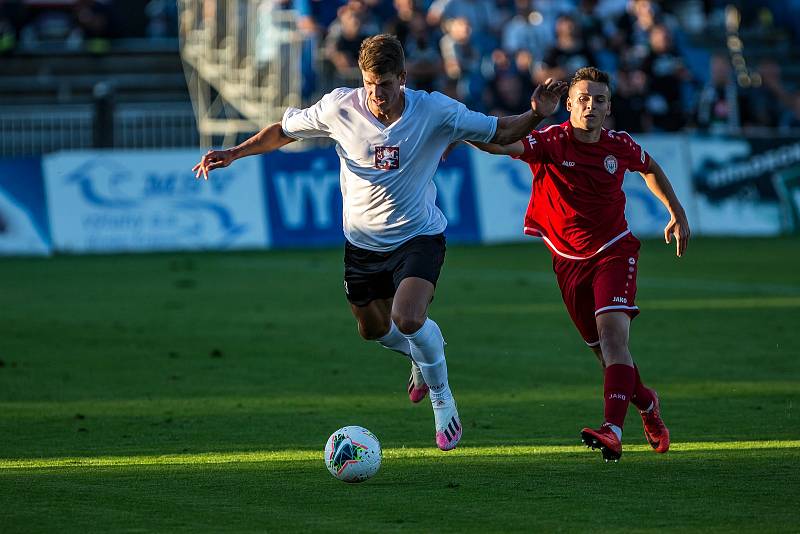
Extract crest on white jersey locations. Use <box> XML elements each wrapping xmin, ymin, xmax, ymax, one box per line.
<box><xmin>604</xmin><ymin>155</ymin><xmax>618</xmax><ymax>174</ymax></box>
<box><xmin>375</xmin><ymin>146</ymin><xmax>400</xmax><ymax>170</ymax></box>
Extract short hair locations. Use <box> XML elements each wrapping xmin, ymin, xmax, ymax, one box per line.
<box><xmin>358</xmin><ymin>34</ymin><xmax>405</xmax><ymax>76</ymax></box>
<box><xmin>569</xmin><ymin>67</ymin><xmax>611</xmax><ymax>91</ymax></box>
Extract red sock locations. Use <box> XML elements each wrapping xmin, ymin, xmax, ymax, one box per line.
<box><xmin>631</xmin><ymin>364</ymin><xmax>656</xmax><ymax>412</ymax></box>
<box><xmin>603</xmin><ymin>364</ymin><xmax>636</xmax><ymax>428</ymax></box>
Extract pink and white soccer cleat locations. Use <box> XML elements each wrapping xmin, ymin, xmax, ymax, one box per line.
<box><xmin>407</xmin><ymin>362</ymin><xmax>429</xmax><ymax>403</ymax></box>
<box><xmin>433</xmin><ymin>398</ymin><xmax>462</xmax><ymax>451</ymax></box>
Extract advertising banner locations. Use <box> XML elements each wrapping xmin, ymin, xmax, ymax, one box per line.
<box><xmin>470</xmin><ymin>134</ymin><xmax>695</xmax><ymax>243</ymax></box>
<box><xmin>43</xmin><ymin>150</ymin><xmax>267</xmax><ymax>253</ymax></box>
<box><xmin>0</xmin><ymin>158</ymin><xmax>51</xmax><ymax>256</ymax></box>
<box><xmin>262</xmin><ymin>145</ymin><xmax>480</xmax><ymax>247</ymax></box>
<box><xmin>688</xmin><ymin>137</ymin><xmax>800</xmax><ymax>235</ymax></box>
<box><xmin>623</xmin><ymin>134</ymin><xmax>696</xmax><ymax>238</ymax></box>
<box><xmin>470</xmin><ymin>147</ymin><xmax>534</xmax><ymax>244</ymax></box>
<box><xmin>773</xmin><ymin>165</ymin><xmax>800</xmax><ymax>233</ymax></box>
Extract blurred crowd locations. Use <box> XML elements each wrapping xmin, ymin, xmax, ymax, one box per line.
<box><xmin>2</xmin><ymin>0</ymin><xmax>800</xmax><ymax>134</ymax></box>
<box><xmin>284</xmin><ymin>0</ymin><xmax>800</xmax><ymax>134</ymax></box>
<box><xmin>0</xmin><ymin>0</ymin><xmax>177</xmax><ymax>51</ymax></box>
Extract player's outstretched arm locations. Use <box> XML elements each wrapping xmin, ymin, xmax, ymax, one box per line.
<box><xmin>192</xmin><ymin>122</ymin><xmax>295</xmax><ymax>180</ymax></box>
<box><xmin>640</xmin><ymin>158</ymin><xmax>691</xmax><ymax>257</ymax></box>
<box><xmin>490</xmin><ymin>77</ymin><xmax>567</xmax><ymax>145</ymax></box>
<box><xmin>465</xmin><ymin>139</ymin><xmax>524</xmax><ymax>157</ymax></box>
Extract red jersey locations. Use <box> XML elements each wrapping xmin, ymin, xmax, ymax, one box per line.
<box><xmin>515</xmin><ymin>121</ymin><xmax>651</xmax><ymax>259</ymax></box>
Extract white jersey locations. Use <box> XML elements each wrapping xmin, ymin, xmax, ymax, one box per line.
<box><xmin>281</xmin><ymin>87</ymin><xmax>498</xmax><ymax>251</ymax></box>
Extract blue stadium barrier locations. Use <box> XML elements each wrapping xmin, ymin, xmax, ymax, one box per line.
<box><xmin>2</xmin><ymin>133</ymin><xmax>796</xmax><ymax>255</ymax></box>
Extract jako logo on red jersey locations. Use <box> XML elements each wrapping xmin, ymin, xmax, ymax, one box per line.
<box><xmin>612</xmin><ymin>296</ymin><xmax>627</xmax><ymax>304</ymax></box>
<box><xmin>608</xmin><ymin>393</ymin><xmax>627</xmax><ymax>400</ymax></box>
<box><xmin>561</xmin><ymin>160</ymin><xmax>575</xmax><ymax>167</ymax></box>
<box><xmin>526</xmin><ymin>134</ymin><xmax>537</xmax><ymax>148</ymax></box>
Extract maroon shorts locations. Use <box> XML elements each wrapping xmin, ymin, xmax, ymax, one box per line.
<box><xmin>551</xmin><ymin>234</ymin><xmax>641</xmax><ymax>346</ymax></box>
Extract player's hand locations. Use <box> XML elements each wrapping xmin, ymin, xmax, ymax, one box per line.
<box><xmin>664</xmin><ymin>212</ymin><xmax>690</xmax><ymax>257</ymax></box>
<box><xmin>192</xmin><ymin>149</ymin><xmax>235</xmax><ymax>180</ymax></box>
<box><xmin>531</xmin><ymin>78</ymin><xmax>568</xmax><ymax>117</ymax></box>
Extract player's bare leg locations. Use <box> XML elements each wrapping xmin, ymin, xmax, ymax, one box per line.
<box><xmin>590</xmin><ymin>346</ymin><xmax>605</xmax><ymax>368</ymax></box>
<box><xmin>350</xmin><ymin>299</ymin><xmax>428</xmax><ymax>403</ymax></box>
<box><xmin>393</xmin><ymin>277</ymin><xmax>461</xmax><ymax>451</ymax></box>
<box><xmin>350</xmin><ymin>298</ymin><xmax>392</xmax><ymax>341</ymax></box>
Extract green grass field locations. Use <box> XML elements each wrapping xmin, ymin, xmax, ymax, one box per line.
<box><xmin>1</xmin><ymin>237</ymin><xmax>799</xmax><ymax>533</ymax></box>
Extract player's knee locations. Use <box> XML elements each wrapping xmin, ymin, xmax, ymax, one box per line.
<box><xmin>598</xmin><ymin>328</ymin><xmax>628</xmax><ymax>357</ymax></box>
<box><xmin>392</xmin><ymin>313</ymin><xmax>424</xmax><ymax>335</ymax></box>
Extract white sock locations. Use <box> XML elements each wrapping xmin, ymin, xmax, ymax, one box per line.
<box><xmin>376</xmin><ymin>321</ymin><xmax>412</xmax><ymax>360</ymax></box>
<box><xmin>403</xmin><ymin>318</ymin><xmax>453</xmax><ymax>402</ymax></box>
<box><xmin>607</xmin><ymin>423</ymin><xmax>623</xmax><ymax>441</ymax></box>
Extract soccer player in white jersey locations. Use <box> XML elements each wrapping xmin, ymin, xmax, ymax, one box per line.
<box><xmin>193</xmin><ymin>34</ymin><xmax>567</xmax><ymax>451</ymax></box>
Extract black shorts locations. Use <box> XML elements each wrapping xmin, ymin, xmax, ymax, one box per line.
<box><xmin>343</xmin><ymin>234</ymin><xmax>447</xmax><ymax>306</ymax></box>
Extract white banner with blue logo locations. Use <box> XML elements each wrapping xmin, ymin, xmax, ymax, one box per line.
<box><xmin>0</xmin><ymin>158</ymin><xmax>51</xmax><ymax>256</ymax></box>
<box><xmin>43</xmin><ymin>150</ymin><xmax>268</xmax><ymax>253</ymax></box>
<box><xmin>622</xmin><ymin>134</ymin><xmax>696</xmax><ymax>238</ymax></box>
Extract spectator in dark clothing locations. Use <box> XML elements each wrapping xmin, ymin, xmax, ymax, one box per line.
<box><xmin>325</xmin><ymin>5</ymin><xmax>368</xmax><ymax>82</ymax></box>
<box><xmin>639</xmin><ymin>23</ymin><xmax>690</xmax><ymax>131</ymax></box>
<box><xmin>18</xmin><ymin>0</ymin><xmax>110</xmax><ymax>48</ymax></box>
<box><xmin>483</xmin><ymin>48</ymin><xmax>534</xmax><ymax>117</ymax></box>
<box><xmin>609</xmin><ymin>0</ymin><xmax>676</xmax><ymax>69</ymax></box>
<box><xmin>747</xmin><ymin>59</ymin><xmax>793</xmax><ymax>130</ymax></box>
<box><xmin>611</xmin><ymin>67</ymin><xmax>651</xmax><ymax>132</ymax></box>
<box><xmin>439</xmin><ymin>15</ymin><xmax>483</xmax><ymax>108</ymax></box>
<box><xmin>384</xmin><ymin>0</ymin><xmax>417</xmax><ymax>49</ymax></box>
<box><xmin>74</xmin><ymin>0</ymin><xmax>111</xmax><ymax>40</ymax></box>
<box><xmin>403</xmin><ymin>9</ymin><xmax>441</xmax><ymax>92</ymax></box>
<box><xmin>575</xmin><ymin>0</ymin><xmax>607</xmax><ymax>55</ymax></box>
<box><xmin>539</xmin><ymin>14</ymin><xmax>597</xmax><ymax>83</ymax></box>
<box><xmin>696</xmin><ymin>53</ymin><xmax>746</xmax><ymax>134</ymax></box>
<box><xmin>502</xmin><ymin>0</ymin><xmax>553</xmax><ymax>60</ymax></box>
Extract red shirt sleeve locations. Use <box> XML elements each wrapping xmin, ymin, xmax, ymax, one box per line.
<box><xmin>618</xmin><ymin>131</ymin><xmax>650</xmax><ymax>173</ymax></box>
<box><xmin>513</xmin><ymin>130</ymin><xmax>544</xmax><ymax>163</ymax></box>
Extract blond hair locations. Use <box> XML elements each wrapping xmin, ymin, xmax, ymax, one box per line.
<box><xmin>569</xmin><ymin>67</ymin><xmax>611</xmax><ymax>91</ymax></box>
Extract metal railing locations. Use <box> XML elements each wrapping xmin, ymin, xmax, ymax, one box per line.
<box><xmin>114</xmin><ymin>103</ymin><xmax>199</xmax><ymax>150</ymax></box>
<box><xmin>0</xmin><ymin>105</ymin><xmax>93</xmax><ymax>157</ymax></box>
<box><xmin>0</xmin><ymin>103</ymin><xmax>199</xmax><ymax>157</ymax></box>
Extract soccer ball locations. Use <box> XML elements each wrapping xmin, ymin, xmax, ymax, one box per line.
<box><xmin>324</xmin><ymin>425</ymin><xmax>382</xmax><ymax>483</ymax></box>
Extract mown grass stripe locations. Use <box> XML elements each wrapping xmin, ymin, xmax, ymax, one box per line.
<box><xmin>2</xmin><ymin>440</ymin><xmax>797</xmax><ymax>470</ymax></box>
<box><xmin>443</xmin><ymin>297</ymin><xmax>800</xmax><ymax>316</ymax></box>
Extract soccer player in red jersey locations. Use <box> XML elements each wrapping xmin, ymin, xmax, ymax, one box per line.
<box><xmin>467</xmin><ymin>67</ymin><xmax>690</xmax><ymax>462</ymax></box>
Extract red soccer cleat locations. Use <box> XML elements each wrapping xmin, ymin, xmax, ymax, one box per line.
<box><xmin>581</xmin><ymin>425</ymin><xmax>623</xmax><ymax>462</ymax></box>
<box><xmin>407</xmin><ymin>362</ymin><xmax>429</xmax><ymax>404</ymax></box>
<box><xmin>640</xmin><ymin>390</ymin><xmax>670</xmax><ymax>453</ymax></box>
